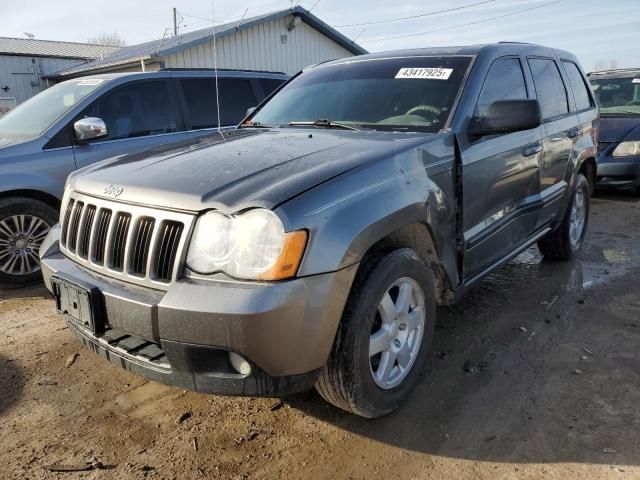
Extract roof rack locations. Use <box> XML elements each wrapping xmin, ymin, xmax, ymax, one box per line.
<box><xmin>588</xmin><ymin>68</ymin><xmax>640</xmax><ymax>76</ymax></box>
<box><xmin>160</xmin><ymin>67</ymin><xmax>287</xmax><ymax>75</ymax></box>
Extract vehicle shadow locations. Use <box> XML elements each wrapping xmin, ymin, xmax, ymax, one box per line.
<box><xmin>0</xmin><ymin>283</ymin><xmax>50</xmax><ymax>301</ymax></box>
<box><xmin>0</xmin><ymin>354</ymin><xmax>25</xmax><ymax>417</ymax></box>
<box><xmin>288</xmin><ymin>211</ymin><xmax>640</xmax><ymax>465</ymax></box>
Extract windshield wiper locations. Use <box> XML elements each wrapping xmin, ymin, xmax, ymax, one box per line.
<box><xmin>239</xmin><ymin>121</ymin><xmax>271</xmax><ymax>129</ymax></box>
<box><xmin>288</xmin><ymin>119</ymin><xmax>361</xmax><ymax>131</ymax></box>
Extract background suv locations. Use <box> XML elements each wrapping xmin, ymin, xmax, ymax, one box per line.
<box><xmin>0</xmin><ymin>69</ymin><xmax>289</xmax><ymax>286</ymax></box>
<box><xmin>588</xmin><ymin>68</ymin><xmax>640</xmax><ymax>193</ymax></box>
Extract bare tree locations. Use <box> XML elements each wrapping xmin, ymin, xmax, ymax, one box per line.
<box><xmin>593</xmin><ymin>60</ymin><xmax>619</xmax><ymax>72</ymax></box>
<box><xmin>86</xmin><ymin>32</ymin><xmax>127</xmax><ymax>47</ymax></box>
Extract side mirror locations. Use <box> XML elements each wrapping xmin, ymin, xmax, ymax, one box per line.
<box><xmin>74</xmin><ymin>117</ymin><xmax>108</xmax><ymax>142</ymax></box>
<box><xmin>245</xmin><ymin>106</ymin><xmax>257</xmax><ymax>117</ymax></box>
<box><xmin>469</xmin><ymin>100</ymin><xmax>542</xmax><ymax>137</ymax></box>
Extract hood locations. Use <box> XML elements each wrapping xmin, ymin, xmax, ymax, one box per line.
<box><xmin>0</xmin><ymin>137</ymin><xmax>14</xmax><ymax>148</ymax></box>
<box><xmin>70</xmin><ymin>128</ymin><xmax>435</xmax><ymax>212</ymax></box>
<box><xmin>598</xmin><ymin>116</ymin><xmax>640</xmax><ymax>143</ymax></box>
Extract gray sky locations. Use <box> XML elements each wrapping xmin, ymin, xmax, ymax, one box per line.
<box><xmin>4</xmin><ymin>0</ymin><xmax>639</xmax><ymax>70</ymax></box>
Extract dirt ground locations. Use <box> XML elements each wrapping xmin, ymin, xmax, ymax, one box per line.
<box><xmin>1</xmin><ymin>192</ymin><xmax>640</xmax><ymax>480</ymax></box>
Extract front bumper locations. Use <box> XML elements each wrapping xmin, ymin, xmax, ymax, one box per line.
<box><xmin>596</xmin><ymin>152</ymin><xmax>640</xmax><ymax>188</ymax></box>
<box><xmin>40</xmin><ymin>232</ymin><xmax>357</xmax><ymax>397</ymax></box>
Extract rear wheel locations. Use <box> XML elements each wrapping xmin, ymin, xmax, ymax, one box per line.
<box><xmin>316</xmin><ymin>248</ymin><xmax>436</xmax><ymax>418</ymax></box>
<box><xmin>0</xmin><ymin>197</ymin><xmax>58</xmax><ymax>287</ymax></box>
<box><xmin>538</xmin><ymin>174</ymin><xmax>590</xmax><ymax>261</ymax></box>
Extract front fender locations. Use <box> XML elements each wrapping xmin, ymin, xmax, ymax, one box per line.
<box><xmin>277</xmin><ymin>138</ymin><xmax>458</xmax><ymax>287</ymax></box>
<box><xmin>0</xmin><ymin>173</ymin><xmax>64</xmax><ymax>200</ymax></box>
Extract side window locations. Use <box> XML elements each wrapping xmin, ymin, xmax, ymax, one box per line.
<box><xmin>218</xmin><ymin>79</ymin><xmax>258</xmax><ymax>126</ymax></box>
<box><xmin>180</xmin><ymin>78</ymin><xmax>257</xmax><ymax>129</ymax></box>
<box><xmin>261</xmin><ymin>78</ymin><xmax>286</xmax><ymax>97</ymax></box>
<box><xmin>476</xmin><ymin>57</ymin><xmax>528</xmax><ymax>115</ymax></box>
<box><xmin>528</xmin><ymin>58</ymin><xmax>570</xmax><ymax>120</ymax></box>
<box><xmin>562</xmin><ymin>61</ymin><xmax>593</xmax><ymax>111</ymax></box>
<box><xmin>80</xmin><ymin>81</ymin><xmax>179</xmax><ymax>141</ymax></box>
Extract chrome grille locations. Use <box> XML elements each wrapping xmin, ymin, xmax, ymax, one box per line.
<box><xmin>60</xmin><ymin>192</ymin><xmax>194</xmax><ymax>288</ymax></box>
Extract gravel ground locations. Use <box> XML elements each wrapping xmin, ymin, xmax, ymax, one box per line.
<box><xmin>1</xmin><ymin>192</ymin><xmax>639</xmax><ymax>480</ymax></box>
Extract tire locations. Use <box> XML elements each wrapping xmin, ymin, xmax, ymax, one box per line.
<box><xmin>538</xmin><ymin>173</ymin><xmax>590</xmax><ymax>261</ymax></box>
<box><xmin>316</xmin><ymin>248</ymin><xmax>436</xmax><ymax>418</ymax></box>
<box><xmin>0</xmin><ymin>197</ymin><xmax>58</xmax><ymax>287</ymax></box>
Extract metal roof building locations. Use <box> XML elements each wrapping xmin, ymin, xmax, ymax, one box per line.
<box><xmin>0</xmin><ymin>37</ymin><xmax>119</xmax><ymax>111</ymax></box>
<box><xmin>47</xmin><ymin>6</ymin><xmax>367</xmax><ymax>79</ymax></box>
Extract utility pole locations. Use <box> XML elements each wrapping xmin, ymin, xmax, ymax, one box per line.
<box><xmin>173</xmin><ymin>8</ymin><xmax>178</xmax><ymax>36</ymax></box>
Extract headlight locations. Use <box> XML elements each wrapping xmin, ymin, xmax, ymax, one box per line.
<box><xmin>186</xmin><ymin>209</ymin><xmax>307</xmax><ymax>281</ymax></box>
<box><xmin>612</xmin><ymin>141</ymin><xmax>640</xmax><ymax>157</ymax></box>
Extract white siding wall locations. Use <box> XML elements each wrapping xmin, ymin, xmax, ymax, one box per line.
<box><xmin>0</xmin><ymin>55</ymin><xmax>88</xmax><ymax>104</ymax></box>
<box><xmin>161</xmin><ymin>15</ymin><xmax>354</xmax><ymax>74</ymax></box>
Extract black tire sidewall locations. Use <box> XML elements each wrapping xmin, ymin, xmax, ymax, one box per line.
<box><xmin>567</xmin><ymin>174</ymin><xmax>590</xmax><ymax>254</ymax></box>
<box><xmin>0</xmin><ymin>197</ymin><xmax>59</xmax><ymax>286</ymax></box>
<box><xmin>340</xmin><ymin>248</ymin><xmax>436</xmax><ymax>417</ymax></box>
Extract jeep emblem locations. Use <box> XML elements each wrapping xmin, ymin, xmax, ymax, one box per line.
<box><xmin>103</xmin><ymin>184</ymin><xmax>124</xmax><ymax>198</ymax></box>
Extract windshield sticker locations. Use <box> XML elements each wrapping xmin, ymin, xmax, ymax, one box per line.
<box><xmin>76</xmin><ymin>79</ymin><xmax>104</xmax><ymax>86</ymax></box>
<box><xmin>395</xmin><ymin>68</ymin><xmax>453</xmax><ymax>80</ymax></box>
<box><xmin>633</xmin><ymin>79</ymin><xmax>640</xmax><ymax>84</ymax></box>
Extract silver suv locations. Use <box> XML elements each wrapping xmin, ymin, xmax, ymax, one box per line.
<box><xmin>0</xmin><ymin>69</ymin><xmax>288</xmax><ymax>286</ymax></box>
<box><xmin>41</xmin><ymin>44</ymin><xmax>597</xmax><ymax>417</ymax></box>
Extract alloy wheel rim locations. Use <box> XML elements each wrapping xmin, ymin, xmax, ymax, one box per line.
<box><xmin>369</xmin><ymin>277</ymin><xmax>426</xmax><ymax>390</ymax></box>
<box><xmin>569</xmin><ymin>188</ymin><xmax>586</xmax><ymax>248</ymax></box>
<box><xmin>0</xmin><ymin>215</ymin><xmax>51</xmax><ymax>276</ymax></box>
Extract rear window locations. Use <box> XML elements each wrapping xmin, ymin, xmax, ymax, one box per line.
<box><xmin>180</xmin><ymin>78</ymin><xmax>258</xmax><ymax>129</ymax></box>
<box><xmin>562</xmin><ymin>61</ymin><xmax>592</xmax><ymax>111</ymax></box>
<box><xmin>529</xmin><ymin>58</ymin><xmax>570</xmax><ymax>120</ymax></box>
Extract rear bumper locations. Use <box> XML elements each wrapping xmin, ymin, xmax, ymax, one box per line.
<box><xmin>40</xmin><ymin>228</ymin><xmax>357</xmax><ymax>397</ymax></box>
<box><xmin>596</xmin><ymin>154</ymin><xmax>640</xmax><ymax>188</ymax></box>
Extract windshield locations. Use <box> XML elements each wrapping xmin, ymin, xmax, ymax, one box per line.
<box><xmin>590</xmin><ymin>76</ymin><xmax>640</xmax><ymax>116</ymax></box>
<box><xmin>0</xmin><ymin>78</ymin><xmax>107</xmax><ymax>139</ymax></box>
<box><xmin>251</xmin><ymin>56</ymin><xmax>472</xmax><ymax>133</ymax></box>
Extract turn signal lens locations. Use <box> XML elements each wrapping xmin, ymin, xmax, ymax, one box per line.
<box><xmin>257</xmin><ymin>230</ymin><xmax>308</xmax><ymax>281</ymax></box>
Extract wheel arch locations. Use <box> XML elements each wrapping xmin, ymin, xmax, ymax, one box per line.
<box><xmin>0</xmin><ymin>189</ymin><xmax>62</xmax><ymax>211</ymax></box>
<box><xmin>353</xmin><ymin>220</ymin><xmax>454</xmax><ymax>306</ymax></box>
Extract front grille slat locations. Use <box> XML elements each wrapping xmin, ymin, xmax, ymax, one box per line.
<box><xmin>130</xmin><ymin>217</ymin><xmax>155</xmax><ymax>277</ymax></box>
<box><xmin>109</xmin><ymin>213</ymin><xmax>131</xmax><ymax>271</ymax></box>
<box><xmin>93</xmin><ymin>209</ymin><xmax>112</xmax><ymax>265</ymax></box>
<box><xmin>67</xmin><ymin>202</ymin><xmax>84</xmax><ymax>252</ymax></box>
<box><xmin>59</xmin><ymin>193</ymin><xmax>190</xmax><ymax>288</ymax></box>
<box><xmin>60</xmin><ymin>199</ymin><xmax>75</xmax><ymax>247</ymax></box>
<box><xmin>78</xmin><ymin>205</ymin><xmax>96</xmax><ymax>259</ymax></box>
<box><xmin>154</xmin><ymin>221</ymin><xmax>184</xmax><ymax>282</ymax></box>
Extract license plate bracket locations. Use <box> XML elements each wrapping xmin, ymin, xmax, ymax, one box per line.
<box><xmin>51</xmin><ymin>275</ymin><xmax>106</xmax><ymax>335</ymax></box>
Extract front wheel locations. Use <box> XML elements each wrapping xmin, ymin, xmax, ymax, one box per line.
<box><xmin>316</xmin><ymin>248</ymin><xmax>436</xmax><ymax>418</ymax></box>
<box><xmin>538</xmin><ymin>173</ymin><xmax>590</xmax><ymax>261</ymax></box>
<box><xmin>0</xmin><ymin>197</ymin><xmax>58</xmax><ymax>287</ymax></box>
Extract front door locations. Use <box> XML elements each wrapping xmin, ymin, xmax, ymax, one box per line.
<box><xmin>460</xmin><ymin>56</ymin><xmax>543</xmax><ymax>280</ymax></box>
<box><xmin>71</xmin><ymin>80</ymin><xmax>188</xmax><ymax>169</ymax></box>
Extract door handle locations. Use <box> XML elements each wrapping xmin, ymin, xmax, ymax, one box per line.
<box><xmin>567</xmin><ymin>128</ymin><xmax>581</xmax><ymax>139</ymax></box>
<box><xmin>523</xmin><ymin>142</ymin><xmax>543</xmax><ymax>157</ymax></box>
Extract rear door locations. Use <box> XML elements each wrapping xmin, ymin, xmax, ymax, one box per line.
<box><xmin>72</xmin><ymin>79</ymin><xmax>188</xmax><ymax>169</ymax></box>
<box><xmin>177</xmin><ymin>77</ymin><xmax>260</xmax><ymax>139</ymax></box>
<box><xmin>527</xmin><ymin>57</ymin><xmax>576</xmax><ymax>224</ymax></box>
<box><xmin>460</xmin><ymin>56</ymin><xmax>543</xmax><ymax>280</ymax></box>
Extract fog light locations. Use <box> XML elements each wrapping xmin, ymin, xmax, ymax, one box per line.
<box><xmin>229</xmin><ymin>352</ymin><xmax>251</xmax><ymax>375</ymax></box>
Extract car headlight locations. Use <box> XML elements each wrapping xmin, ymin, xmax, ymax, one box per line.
<box><xmin>186</xmin><ymin>209</ymin><xmax>307</xmax><ymax>281</ymax></box>
<box><xmin>612</xmin><ymin>141</ymin><xmax>640</xmax><ymax>157</ymax></box>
